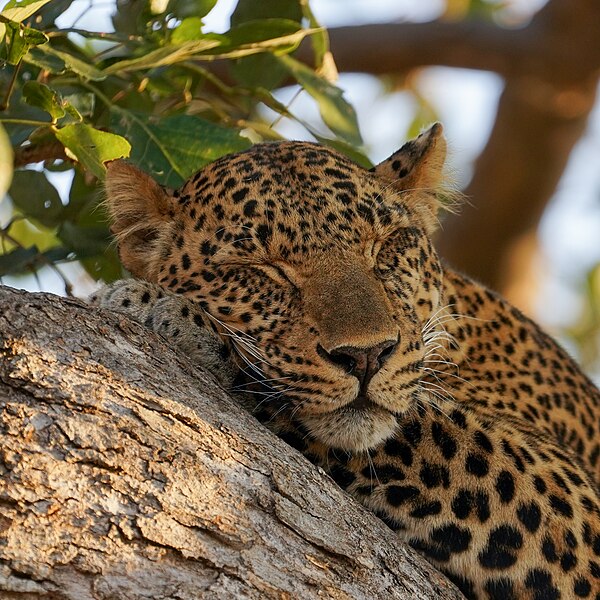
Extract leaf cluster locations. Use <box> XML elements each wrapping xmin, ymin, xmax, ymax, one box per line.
<box><xmin>0</xmin><ymin>0</ymin><xmax>365</xmax><ymax>291</ymax></box>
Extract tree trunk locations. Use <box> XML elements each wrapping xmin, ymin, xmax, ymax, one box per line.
<box><xmin>0</xmin><ymin>285</ymin><xmax>463</xmax><ymax>600</ymax></box>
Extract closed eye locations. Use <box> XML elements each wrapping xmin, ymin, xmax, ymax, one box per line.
<box><xmin>272</xmin><ymin>264</ymin><xmax>292</xmax><ymax>283</ymax></box>
<box><xmin>260</xmin><ymin>263</ymin><xmax>298</xmax><ymax>287</ymax></box>
<box><xmin>373</xmin><ymin>228</ymin><xmax>411</xmax><ymax>279</ymax></box>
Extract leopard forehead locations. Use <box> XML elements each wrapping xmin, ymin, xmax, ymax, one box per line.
<box><xmin>171</xmin><ymin>141</ymin><xmax>414</xmax><ymax>265</ymax></box>
<box><xmin>106</xmin><ymin>125</ymin><xmax>446</xmax><ymax>284</ymax></box>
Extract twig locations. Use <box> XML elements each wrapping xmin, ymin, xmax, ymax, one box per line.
<box><xmin>13</xmin><ymin>141</ymin><xmax>69</xmax><ymax>168</ymax></box>
<box><xmin>1</xmin><ymin>226</ymin><xmax>74</xmax><ymax>296</ymax></box>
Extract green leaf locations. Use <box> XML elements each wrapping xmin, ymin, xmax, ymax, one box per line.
<box><xmin>111</xmin><ymin>1</ymin><xmax>152</xmax><ymax>38</ymax></box>
<box><xmin>22</xmin><ymin>81</ymin><xmax>65</xmax><ymax>120</ymax></box>
<box><xmin>23</xmin><ymin>45</ymin><xmax>65</xmax><ymax>71</ymax></box>
<box><xmin>300</xmin><ymin>0</ymin><xmax>329</xmax><ymax>68</ymax></box>
<box><xmin>43</xmin><ymin>246</ymin><xmax>72</xmax><ymax>263</ymax></box>
<box><xmin>55</xmin><ymin>124</ymin><xmax>131</xmax><ymax>180</ymax></box>
<box><xmin>210</xmin><ymin>21</ymin><xmax>319</xmax><ymax>59</ymax></box>
<box><xmin>0</xmin><ymin>245</ymin><xmax>39</xmax><ymax>276</ymax></box>
<box><xmin>9</xmin><ymin>170</ymin><xmax>64</xmax><ymax>227</ymax></box>
<box><xmin>63</xmin><ymin>93</ymin><xmax>95</xmax><ymax>117</ymax></box>
<box><xmin>312</xmin><ymin>135</ymin><xmax>372</xmax><ymax>169</ymax></box>
<box><xmin>2</xmin><ymin>89</ymin><xmax>52</xmax><ymax>148</ymax></box>
<box><xmin>230</xmin><ymin>0</ymin><xmax>302</xmax><ymax>26</ymax></box>
<box><xmin>171</xmin><ymin>16</ymin><xmax>204</xmax><ymax>43</ymax></box>
<box><xmin>56</xmin><ymin>192</ymin><xmax>117</xmax><ymax>278</ymax></box>
<box><xmin>41</xmin><ymin>46</ymin><xmax>105</xmax><ymax>80</ymax></box>
<box><xmin>223</xmin><ymin>19</ymin><xmax>302</xmax><ymax>47</ymax></box>
<box><xmin>4</xmin><ymin>214</ymin><xmax>60</xmax><ymax>250</ymax></box>
<box><xmin>0</xmin><ymin>88</ymin><xmax>51</xmax><ymax>145</ymax></box>
<box><xmin>102</xmin><ymin>38</ymin><xmax>221</xmax><ymax>75</ymax></box>
<box><xmin>225</xmin><ymin>19</ymin><xmax>308</xmax><ymax>89</ymax></box>
<box><xmin>0</xmin><ymin>123</ymin><xmax>13</xmax><ymax>199</ymax></box>
<box><xmin>81</xmin><ymin>248</ymin><xmax>123</xmax><ymax>283</ymax></box>
<box><xmin>60</xmin><ymin>104</ymin><xmax>82</xmax><ymax>124</ymax></box>
<box><xmin>276</xmin><ymin>54</ymin><xmax>362</xmax><ymax>146</ymax></box>
<box><xmin>34</xmin><ymin>0</ymin><xmax>75</xmax><ymax>28</ymax></box>
<box><xmin>168</xmin><ymin>0</ymin><xmax>217</xmax><ymax>19</ymax></box>
<box><xmin>57</xmin><ymin>221</ymin><xmax>111</xmax><ymax>257</ymax></box>
<box><xmin>111</xmin><ymin>111</ymin><xmax>251</xmax><ymax>187</ymax></box>
<box><xmin>62</xmin><ymin>169</ymin><xmax>98</xmax><ymax>222</ymax></box>
<box><xmin>4</xmin><ymin>21</ymin><xmax>48</xmax><ymax>64</ymax></box>
<box><xmin>230</xmin><ymin>53</ymin><xmax>287</xmax><ymax>89</ymax></box>
<box><xmin>0</xmin><ymin>0</ymin><xmax>53</xmax><ymax>23</ymax></box>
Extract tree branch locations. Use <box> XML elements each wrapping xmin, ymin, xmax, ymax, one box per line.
<box><xmin>315</xmin><ymin>0</ymin><xmax>600</xmax><ymax>84</ymax></box>
<box><xmin>0</xmin><ymin>285</ymin><xmax>464</xmax><ymax>599</ymax></box>
<box><xmin>434</xmin><ymin>0</ymin><xmax>600</xmax><ymax>290</ymax></box>
<box><xmin>436</xmin><ymin>75</ymin><xmax>597</xmax><ymax>291</ymax></box>
<box><xmin>311</xmin><ymin>22</ymin><xmax>529</xmax><ymax>80</ymax></box>
<box><xmin>13</xmin><ymin>140</ymin><xmax>68</xmax><ymax>168</ymax></box>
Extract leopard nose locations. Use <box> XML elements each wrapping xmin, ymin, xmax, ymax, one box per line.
<box><xmin>318</xmin><ymin>339</ymin><xmax>398</xmax><ymax>386</ymax></box>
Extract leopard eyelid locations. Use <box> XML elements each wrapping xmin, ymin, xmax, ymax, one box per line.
<box><xmin>272</xmin><ymin>264</ymin><xmax>289</xmax><ymax>279</ymax></box>
<box><xmin>372</xmin><ymin>240</ymin><xmax>383</xmax><ymax>258</ymax></box>
<box><xmin>260</xmin><ymin>263</ymin><xmax>297</xmax><ymax>286</ymax></box>
<box><xmin>362</xmin><ymin>240</ymin><xmax>379</xmax><ymax>268</ymax></box>
<box><xmin>273</xmin><ymin>263</ymin><xmax>298</xmax><ymax>285</ymax></box>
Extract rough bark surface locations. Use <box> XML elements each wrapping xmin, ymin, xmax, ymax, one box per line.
<box><xmin>0</xmin><ymin>286</ymin><xmax>464</xmax><ymax>600</ymax></box>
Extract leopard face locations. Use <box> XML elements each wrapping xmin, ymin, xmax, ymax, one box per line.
<box><xmin>105</xmin><ymin>125</ymin><xmax>448</xmax><ymax>451</ymax></box>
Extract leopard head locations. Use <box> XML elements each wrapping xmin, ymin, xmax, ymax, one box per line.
<box><xmin>105</xmin><ymin>124</ymin><xmax>451</xmax><ymax>452</ymax></box>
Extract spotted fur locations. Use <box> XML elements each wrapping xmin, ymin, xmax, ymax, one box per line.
<box><xmin>92</xmin><ymin>124</ymin><xmax>600</xmax><ymax>599</ymax></box>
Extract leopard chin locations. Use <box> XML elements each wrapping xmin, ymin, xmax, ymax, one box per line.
<box><xmin>299</xmin><ymin>405</ymin><xmax>399</xmax><ymax>452</ymax></box>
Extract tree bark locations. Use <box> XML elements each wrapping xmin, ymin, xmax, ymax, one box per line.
<box><xmin>0</xmin><ymin>285</ymin><xmax>463</xmax><ymax>600</ymax></box>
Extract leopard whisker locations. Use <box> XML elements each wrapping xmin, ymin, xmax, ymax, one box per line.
<box><xmin>231</xmin><ymin>375</ymin><xmax>293</xmax><ymax>392</ymax></box>
<box><xmin>220</xmin><ymin>330</ymin><xmax>270</xmax><ymax>370</ymax></box>
<box><xmin>423</xmin><ymin>333</ymin><xmax>456</xmax><ymax>350</ymax></box>
<box><xmin>422</xmin><ymin>303</ymin><xmax>456</xmax><ymax>333</ymax></box>
<box><xmin>418</xmin><ymin>392</ymin><xmax>454</xmax><ymax>420</ymax></box>
<box><xmin>424</xmin><ymin>357</ymin><xmax>459</xmax><ymax>369</ymax></box>
<box><xmin>418</xmin><ymin>381</ymin><xmax>458</xmax><ymax>419</ymax></box>
<box><xmin>250</xmin><ymin>390</ymin><xmax>298</xmax><ymax>416</ymax></box>
<box><xmin>424</xmin><ymin>364</ymin><xmax>476</xmax><ymax>389</ymax></box>
<box><xmin>204</xmin><ymin>311</ymin><xmax>259</xmax><ymax>344</ymax></box>
<box><xmin>212</xmin><ymin>236</ymin><xmax>255</xmax><ymax>261</ymax></box>
<box><xmin>423</xmin><ymin>324</ymin><xmax>456</xmax><ymax>346</ymax></box>
<box><xmin>235</xmin><ymin>351</ymin><xmax>267</xmax><ymax>378</ymax></box>
<box><xmin>365</xmin><ymin>449</ymin><xmax>380</xmax><ymax>487</ymax></box>
<box><xmin>265</xmin><ymin>401</ymin><xmax>292</xmax><ymax>424</ymax></box>
<box><xmin>423</xmin><ymin>345</ymin><xmax>451</xmax><ymax>361</ymax></box>
<box><xmin>249</xmin><ymin>397</ymin><xmax>278</xmax><ymax>413</ymax></box>
<box><xmin>420</xmin><ymin>378</ymin><xmax>456</xmax><ymax>401</ymax></box>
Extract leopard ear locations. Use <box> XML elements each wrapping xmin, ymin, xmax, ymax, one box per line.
<box><xmin>372</xmin><ymin>123</ymin><xmax>448</xmax><ymax>232</ymax></box>
<box><xmin>104</xmin><ymin>160</ymin><xmax>175</xmax><ymax>280</ymax></box>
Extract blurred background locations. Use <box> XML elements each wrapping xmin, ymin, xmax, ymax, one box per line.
<box><xmin>1</xmin><ymin>0</ymin><xmax>599</xmax><ymax>379</ymax></box>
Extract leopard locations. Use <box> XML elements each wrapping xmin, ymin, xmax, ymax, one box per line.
<box><xmin>90</xmin><ymin>124</ymin><xmax>600</xmax><ymax>600</ymax></box>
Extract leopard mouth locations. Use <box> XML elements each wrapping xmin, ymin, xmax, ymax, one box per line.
<box><xmin>299</xmin><ymin>396</ymin><xmax>399</xmax><ymax>452</ymax></box>
<box><xmin>238</xmin><ymin>370</ymin><xmax>406</xmax><ymax>451</ymax></box>
<box><xmin>348</xmin><ymin>393</ymin><xmax>378</xmax><ymax>410</ymax></box>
